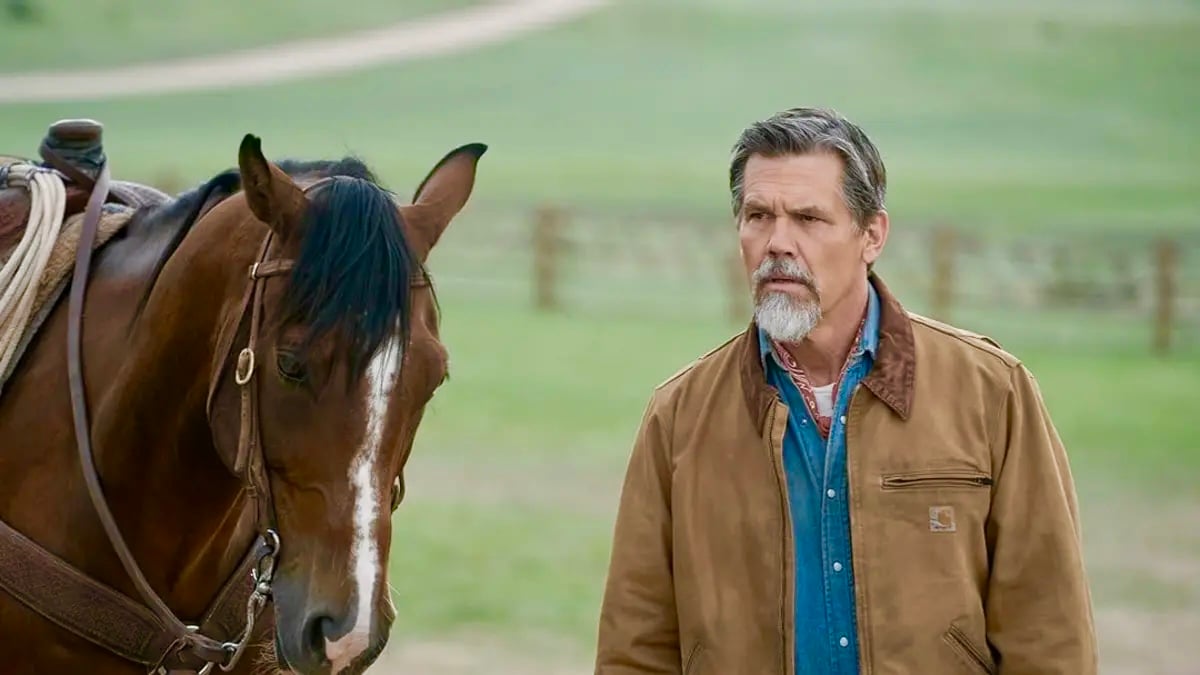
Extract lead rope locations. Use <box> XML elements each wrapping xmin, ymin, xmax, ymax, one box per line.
<box><xmin>0</xmin><ymin>163</ymin><xmax>67</xmax><ymax>386</ymax></box>
<box><xmin>183</xmin><ymin>530</ymin><xmax>279</xmax><ymax>675</ymax></box>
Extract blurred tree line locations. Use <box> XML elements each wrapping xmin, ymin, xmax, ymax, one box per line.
<box><xmin>7</xmin><ymin>0</ymin><xmax>34</xmax><ymax>21</ymax></box>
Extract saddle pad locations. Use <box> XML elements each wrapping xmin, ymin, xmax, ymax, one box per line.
<box><xmin>0</xmin><ymin>204</ymin><xmax>133</xmax><ymax>394</ymax></box>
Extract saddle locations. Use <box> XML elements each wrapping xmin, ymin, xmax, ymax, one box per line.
<box><xmin>0</xmin><ymin>120</ymin><xmax>176</xmax><ymax>391</ymax></box>
<box><xmin>0</xmin><ymin>120</ymin><xmax>273</xmax><ymax>673</ymax></box>
<box><xmin>0</xmin><ymin>119</ymin><xmax>170</xmax><ymax>257</ymax></box>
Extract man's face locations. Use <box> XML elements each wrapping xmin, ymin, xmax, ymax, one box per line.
<box><xmin>737</xmin><ymin>151</ymin><xmax>887</xmax><ymax>342</ymax></box>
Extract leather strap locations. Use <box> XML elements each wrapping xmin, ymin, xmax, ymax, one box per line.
<box><xmin>205</xmin><ymin>240</ymin><xmax>293</xmax><ymax>424</ymax></box>
<box><xmin>0</xmin><ymin>173</ymin><xmax>434</xmax><ymax>672</ymax></box>
<box><xmin>39</xmin><ymin>144</ymin><xmax>97</xmax><ymax>191</ymax></box>
<box><xmin>236</xmin><ymin>236</ymin><xmax>286</xmax><ymax>537</ymax></box>
<box><xmin>65</xmin><ymin>161</ymin><xmax>231</xmax><ymax>666</ymax></box>
<box><xmin>0</xmin><ymin>514</ymin><xmax>264</xmax><ymax>671</ymax></box>
<box><xmin>195</xmin><ymin>540</ymin><xmax>268</xmax><ymax>642</ymax></box>
<box><xmin>38</xmin><ymin>145</ymin><xmax>133</xmax><ymax>209</ymax></box>
<box><xmin>0</xmin><ymin>517</ymin><xmax>179</xmax><ymax>666</ymax></box>
<box><xmin>0</xmin><ymin>157</ymin><xmax>291</xmax><ymax>671</ymax></box>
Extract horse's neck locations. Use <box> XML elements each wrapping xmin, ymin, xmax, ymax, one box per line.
<box><xmin>84</xmin><ymin>224</ymin><xmax>256</xmax><ymax>617</ymax></box>
<box><xmin>0</xmin><ymin>204</ymin><xmax>258</xmax><ymax>641</ymax></box>
<box><xmin>89</xmin><ymin>337</ymin><xmax>251</xmax><ymax>614</ymax></box>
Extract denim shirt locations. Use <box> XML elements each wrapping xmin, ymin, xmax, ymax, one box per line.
<box><xmin>758</xmin><ymin>283</ymin><xmax>881</xmax><ymax>675</ymax></box>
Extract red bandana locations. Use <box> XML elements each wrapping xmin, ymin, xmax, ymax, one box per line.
<box><xmin>770</xmin><ymin>316</ymin><xmax>866</xmax><ymax>438</ymax></box>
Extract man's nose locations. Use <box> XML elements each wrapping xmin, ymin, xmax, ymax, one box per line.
<box><xmin>765</xmin><ymin>220</ymin><xmax>799</xmax><ymax>258</ymax></box>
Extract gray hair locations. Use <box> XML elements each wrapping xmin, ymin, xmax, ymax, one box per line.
<box><xmin>729</xmin><ymin>107</ymin><xmax>887</xmax><ymax>227</ymax></box>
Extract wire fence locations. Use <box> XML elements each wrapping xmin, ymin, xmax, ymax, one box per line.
<box><xmin>426</xmin><ymin>203</ymin><xmax>1200</xmax><ymax>354</ymax></box>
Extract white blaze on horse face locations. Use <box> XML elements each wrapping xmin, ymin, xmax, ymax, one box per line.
<box><xmin>325</xmin><ymin>336</ymin><xmax>402</xmax><ymax>673</ymax></box>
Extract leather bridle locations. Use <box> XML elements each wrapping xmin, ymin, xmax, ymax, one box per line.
<box><xmin>22</xmin><ymin>169</ymin><xmax>419</xmax><ymax>673</ymax></box>
<box><xmin>205</xmin><ymin>230</ymin><xmax>294</xmax><ymax>551</ymax></box>
<box><xmin>65</xmin><ymin>167</ymin><xmax>304</xmax><ymax>672</ymax></box>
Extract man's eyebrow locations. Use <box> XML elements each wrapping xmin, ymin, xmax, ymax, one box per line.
<box><xmin>788</xmin><ymin>204</ymin><xmax>833</xmax><ymax>219</ymax></box>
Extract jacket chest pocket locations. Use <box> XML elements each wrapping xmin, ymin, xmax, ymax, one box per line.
<box><xmin>877</xmin><ymin>468</ymin><xmax>993</xmax><ymax>540</ymax></box>
<box><xmin>881</xmin><ymin>469</ymin><xmax>993</xmax><ymax>492</ymax></box>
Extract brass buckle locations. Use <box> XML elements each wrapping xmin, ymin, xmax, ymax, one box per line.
<box><xmin>234</xmin><ymin>348</ymin><xmax>255</xmax><ymax>385</ymax></box>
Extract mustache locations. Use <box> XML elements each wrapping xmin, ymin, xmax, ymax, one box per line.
<box><xmin>752</xmin><ymin>257</ymin><xmax>817</xmax><ymax>293</ymax></box>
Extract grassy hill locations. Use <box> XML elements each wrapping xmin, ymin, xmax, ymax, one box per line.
<box><xmin>0</xmin><ymin>0</ymin><xmax>479</xmax><ymax>71</ymax></box>
<box><xmin>1</xmin><ymin>0</ymin><xmax>1197</xmax><ymax>233</ymax></box>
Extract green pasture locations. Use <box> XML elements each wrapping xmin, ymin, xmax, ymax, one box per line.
<box><xmin>386</xmin><ymin>289</ymin><xmax>1200</xmax><ymax>649</ymax></box>
<box><xmin>0</xmin><ymin>0</ymin><xmax>479</xmax><ymax>72</ymax></box>
<box><xmin>2</xmin><ymin>0</ymin><xmax>1197</xmax><ymax>661</ymax></box>
<box><xmin>1</xmin><ymin>0</ymin><xmax>1198</xmax><ymax>232</ymax></box>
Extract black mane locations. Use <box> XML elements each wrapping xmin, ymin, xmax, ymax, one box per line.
<box><xmin>132</xmin><ymin>168</ymin><xmax>241</xmax><ymax>320</ymax></box>
<box><xmin>275</xmin><ymin>157</ymin><xmax>376</xmax><ymax>182</ymax></box>
<box><xmin>136</xmin><ymin>156</ymin><xmax>425</xmax><ymax>381</ymax></box>
<box><xmin>282</xmin><ymin>167</ymin><xmax>421</xmax><ymax>380</ymax></box>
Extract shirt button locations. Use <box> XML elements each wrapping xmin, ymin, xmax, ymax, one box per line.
<box><xmin>839</xmin><ymin>415</ymin><xmax>847</xmax><ymax>424</ymax></box>
<box><xmin>833</xmin><ymin>562</ymin><xmax>843</xmax><ymax>572</ymax></box>
<box><xmin>826</xmin><ymin>489</ymin><xmax>836</xmax><ymax>499</ymax></box>
<box><xmin>839</xmin><ymin>637</ymin><xmax>849</xmax><ymax>647</ymax></box>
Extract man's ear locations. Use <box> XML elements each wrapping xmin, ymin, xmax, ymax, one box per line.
<box><xmin>861</xmin><ymin>209</ymin><xmax>889</xmax><ymax>267</ymax></box>
<box><xmin>237</xmin><ymin>134</ymin><xmax>306</xmax><ymax>238</ymax></box>
<box><xmin>399</xmin><ymin>143</ymin><xmax>487</xmax><ymax>261</ymax></box>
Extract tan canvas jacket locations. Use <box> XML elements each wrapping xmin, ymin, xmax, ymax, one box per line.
<box><xmin>594</xmin><ymin>275</ymin><xmax>1097</xmax><ymax>675</ymax></box>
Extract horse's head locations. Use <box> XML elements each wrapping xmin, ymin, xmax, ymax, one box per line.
<box><xmin>201</xmin><ymin>135</ymin><xmax>484</xmax><ymax>674</ymax></box>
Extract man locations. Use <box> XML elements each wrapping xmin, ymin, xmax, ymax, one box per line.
<box><xmin>594</xmin><ymin>107</ymin><xmax>1096</xmax><ymax>674</ymax></box>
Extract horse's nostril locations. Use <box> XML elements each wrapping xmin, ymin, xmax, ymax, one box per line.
<box><xmin>303</xmin><ymin>613</ymin><xmax>333</xmax><ymax>658</ymax></box>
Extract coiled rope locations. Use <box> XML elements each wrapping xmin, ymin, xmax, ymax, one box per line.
<box><xmin>0</xmin><ymin>163</ymin><xmax>67</xmax><ymax>379</ymax></box>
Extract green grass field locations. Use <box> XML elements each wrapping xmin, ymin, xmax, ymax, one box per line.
<box><xmin>0</xmin><ymin>0</ymin><xmax>479</xmax><ymax>72</ymax></box>
<box><xmin>1</xmin><ymin>0</ymin><xmax>1198</xmax><ymax>233</ymax></box>
<box><xmin>384</xmin><ymin>289</ymin><xmax>1200</xmax><ymax>650</ymax></box>
<box><xmin>2</xmin><ymin>0</ymin><xmax>1198</xmax><ymax>667</ymax></box>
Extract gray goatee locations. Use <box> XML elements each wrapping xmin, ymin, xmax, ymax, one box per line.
<box><xmin>752</xmin><ymin>257</ymin><xmax>821</xmax><ymax>343</ymax></box>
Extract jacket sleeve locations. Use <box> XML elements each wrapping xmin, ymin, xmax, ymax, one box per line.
<box><xmin>594</xmin><ymin>393</ymin><xmax>682</xmax><ymax>675</ymax></box>
<box><xmin>985</xmin><ymin>363</ymin><xmax>1098</xmax><ymax>674</ymax></box>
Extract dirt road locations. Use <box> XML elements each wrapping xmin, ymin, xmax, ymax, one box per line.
<box><xmin>0</xmin><ymin>0</ymin><xmax>609</xmax><ymax>103</ymax></box>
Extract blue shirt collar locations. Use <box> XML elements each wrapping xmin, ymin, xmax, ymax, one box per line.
<box><xmin>758</xmin><ymin>280</ymin><xmax>881</xmax><ymax>372</ymax></box>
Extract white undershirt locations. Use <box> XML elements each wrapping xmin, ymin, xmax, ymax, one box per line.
<box><xmin>812</xmin><ymin>383</ymin><xmax>835</xmax><ymax>419</ymax></box>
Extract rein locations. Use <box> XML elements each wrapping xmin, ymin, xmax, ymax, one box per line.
<box><xmin>1</xmin><ymin>170</ymin><xmax>424</xmax><ymax>672</ymax></box>
<box><xmin>65</xmin><ymin>160</ymin><xmax>295</xmax><ymax>672</ymax></box>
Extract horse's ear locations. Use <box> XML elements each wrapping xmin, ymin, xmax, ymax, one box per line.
<box><xmin>237</xmin><ymin>134</ymin><xmax>306</xmax><ymax>237</ymax></box>
<box><xmin>400</xmin><ymin>143</ymin><xmax>486</xmax><ymax>260</ymax></box>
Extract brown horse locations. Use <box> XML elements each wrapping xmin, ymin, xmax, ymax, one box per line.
<box><xmin>0</xmin><ymin>134</ymin><xmax>485</xmax><ymax>674</ymax></box>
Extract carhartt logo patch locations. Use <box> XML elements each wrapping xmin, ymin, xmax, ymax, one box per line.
<box><xmin>930</xmin><ymin>506</ymin><xmax>956</xmax><ymax>532</ymax></box>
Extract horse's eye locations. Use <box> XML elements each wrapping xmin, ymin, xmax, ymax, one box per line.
<box><xmin>276</xmin><ymin>350</ymin><xmax>307</xmax><ymax>384</ymax></box>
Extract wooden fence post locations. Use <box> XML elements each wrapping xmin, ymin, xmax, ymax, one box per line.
<box><xmin>930</xmin><ymin>226</ymin><xmax>957</xmax><ymax>321</ymax></box>
<box><xmin>532</xmin><ymin>205</ymin><xmax>563</xmax><ymax>311</ymax></box>
<box><xmin>1153</xmin><ymin>237</ymin><xmax>1179</xmax><ymax>355</ymax></box>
